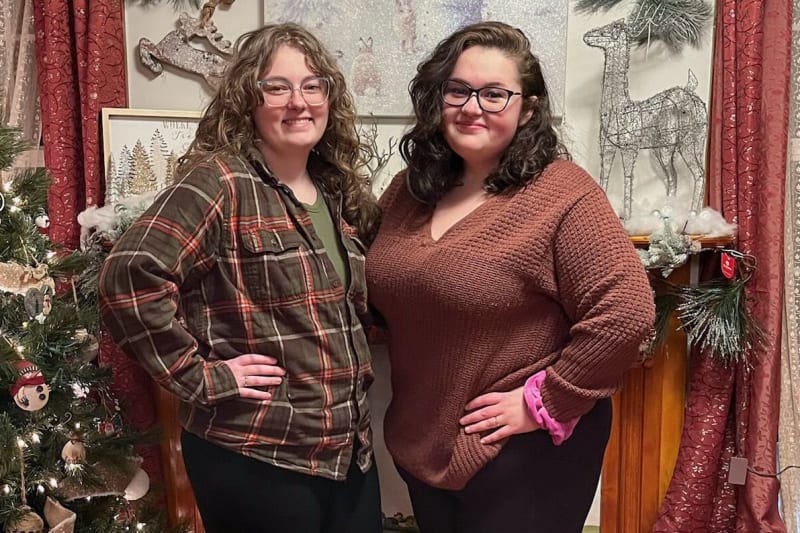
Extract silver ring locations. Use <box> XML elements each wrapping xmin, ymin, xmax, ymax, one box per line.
<box><xmin>243</xmin><ymin>376</ymin><xmax>248</xmax><ymax>387</ymax></box>
<box><xmin>493</xmin><ymin>416</ymin><xmax>498</xmax><ymax>427</ymax></box>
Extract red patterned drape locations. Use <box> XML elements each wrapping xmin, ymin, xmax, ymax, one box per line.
<box><xmin>33</xmin><ymin>0</ymin><xmax>164</xmax><ymax>497</ymax></box>
<box><xmin>653</xmin><ymin>0</ymin><xmax>790</xmax><ymax>531</ymax></box>
<box><xmin>33</xmin><ymin>0</ymin><xmax>125</xmax><ymax>248</ymax></box>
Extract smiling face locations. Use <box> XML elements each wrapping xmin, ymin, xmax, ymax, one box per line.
<box><xmin>441</xmin><ymin>46</ymin><xmax>533</xmax><ymax>175</ymax></box>
<box><xmin>253</xmin><ymin>45</ymin><xmax>329</xmax><ymax>163</ymax></box>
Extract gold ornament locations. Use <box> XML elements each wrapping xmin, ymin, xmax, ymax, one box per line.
<box><xmin>4</xmin><ymin>506</ymin><xmax>44</xmax><ymax>533</ymax></box>
<box><xmin>61</xmin><ymin>441</ymin><xmax>86</xmax><ymax>465</ymax></box>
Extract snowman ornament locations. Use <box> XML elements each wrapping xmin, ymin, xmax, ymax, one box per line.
<box><xmin>10</xmin><ymin>360</ymin><xmax>50</xmax><ymax>411</ymax></box>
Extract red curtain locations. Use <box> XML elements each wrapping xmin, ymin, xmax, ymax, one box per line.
<box><xmin>33</xmin><ymin>0</ymin><xmax>164</xmax><ymax>495</ymax></box>
<box><xmin>653</xmin><ymin>0</ymin><xmax>790</xmax><ymax>531</ymax></box>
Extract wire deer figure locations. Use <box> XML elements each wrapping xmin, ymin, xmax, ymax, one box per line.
<box><xmin>583</xmin><ymin>20</ymin><xmax>708</xmax><ymax>220</ymax></box>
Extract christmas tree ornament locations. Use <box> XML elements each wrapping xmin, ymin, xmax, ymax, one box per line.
<box><xmin>0</xmin><ymin>262</ymin><xmax>55</xmax><ymax>296</ymax></box>
<box><xmin>98</xmin><ymin>419</ymin><xmax>116</xmax><ymax>436</ymax></box>
<box><xmin>34</xmin><ymin>214</ymin><xmax>50</xmax><ymax>229</ymax></box>
<box><xmin>123</xmin><ymin>467</ymin><xmax>150</xmax><ymax>501</ymax></box>
<box><xmin>113</xmin><ymin>506</ymin><xmax>135</xmax><ymax>525</ymax></box>
<box><xmin>41</xmin><ymin>293</ymin><xmax>52</xmax><ymax>316</ymax></box>
<box><xmin>43</xmin><ymin>497</ymin><xmax>76</xmax><ymax>533</ymax></box>
<box><xmin>23</xmin><ymin>288</ymin><xmax>45</xmax><ymax>318</ymax></box>
<box><xmin>3</xmin><ymin>506</ymin><xmax>44</xmax><ymax>533</ymax></box>
<box><xmin>61</xmin><ymin>439</ymin><xmax>87</xmax><ymax>465</ymax></box>
<box><xmin>72</xmin><ymin>329</ymin><xmax>99</xmax><ymax>362</ymax></box>
<box><xmin>10</xmin><ymin>361</ymin><xmax>50</xmax><ymax>412</ymax></box>
<box><xmin>57</xmin><ymin>460</ymin><xmax>133</xmax><ymax>501</ymax></box>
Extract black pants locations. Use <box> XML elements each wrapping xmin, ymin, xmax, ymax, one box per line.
<box><xmin>181</xmin><ymin>431</ymin><xmax>382</xmax><ymax>533</ymax></box>
<box><xmin>398</xmin><ymin>398</ymin><xmax>612</xmax><ymax>533</ymax></box>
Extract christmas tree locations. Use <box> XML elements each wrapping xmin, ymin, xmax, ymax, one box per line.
<box><xmin>0</xmin><ymin>121</ymin><xmax>171</xmax><ymax>531</ymax></box>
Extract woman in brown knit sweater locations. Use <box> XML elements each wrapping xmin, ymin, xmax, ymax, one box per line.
<box><xmin>366</xmin><ymin>21</ymin><xmax>655</xmax><ymax>533</ymax></box>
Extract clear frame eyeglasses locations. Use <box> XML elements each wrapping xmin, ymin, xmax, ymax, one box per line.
<box><xmin>257</xmin><ymin>76</ymin><xmax>331</xmax><ymax>107</ymax></box>
<box><xmin>441</xmin><ymin>79</ymin><xmax>522</xmax><ymax>113</ymax></box>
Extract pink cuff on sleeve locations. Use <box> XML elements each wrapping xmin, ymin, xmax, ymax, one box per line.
<box><xmin>524</xmin><ymin>370</ymin><xmax>580</xmax><ymax>445</ymax></box>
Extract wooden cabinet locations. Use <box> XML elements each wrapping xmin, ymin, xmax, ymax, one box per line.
<box><xmin>156</xmin><ymin>388</ymin><xmax>205</xmax><ymax>533</ymax></box>
<box><xmin>600</xmin><ymin>250</ymin><xmax>717</xmax><ymax>532</ymax></box>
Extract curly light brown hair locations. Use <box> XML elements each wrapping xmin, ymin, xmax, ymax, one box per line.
<box><xmin>399</xmin><ymin>21</ymin><xmax>570</xmax><ymax>205</ymax></box>
<box><xmin>180</xmin><ymin>23</ymin><xmax>379</xmax><ymax>242</ymax></box>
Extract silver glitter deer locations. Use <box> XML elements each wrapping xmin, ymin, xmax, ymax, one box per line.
<box><xmin>583</xmin><ymin>19</ymin><xmax>708</xmax><ymax>220</ymax></box>
<box><xmin>138</xmin><ymin>11</ymin><xmax>233</xmax><ymax>88</ymax></box>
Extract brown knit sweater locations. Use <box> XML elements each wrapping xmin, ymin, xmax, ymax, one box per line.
<box><xmin>365</xmin><ymin>160</ymin><xmax>655</xmax><ymax>490</ymax></box>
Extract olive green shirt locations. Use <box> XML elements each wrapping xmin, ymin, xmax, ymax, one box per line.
<box><xmin>303</xmin><ymin>188</ymin><xmax>351</xmax><ymax>288</ymax></box>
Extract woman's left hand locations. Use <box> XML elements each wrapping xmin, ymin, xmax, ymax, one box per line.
<box><xmin>459</xmin><ymin>386</ymin><xmax>540</xmax><ymax>445</ymax></box>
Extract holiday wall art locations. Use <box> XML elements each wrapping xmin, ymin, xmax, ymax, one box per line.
<box><xmin>263</xmin><ymin>0</ymin><xmax>569</xmax><ymax>116</ymax></box>
<box><xmin>565</xmin><ymin>0</ymin><xmax>724</xmax><ymax>235</ymax></box>
<box><xmin>101</xmin><ymin>108</ymin><xmax>201</xmax><ymax>205</ymax></box>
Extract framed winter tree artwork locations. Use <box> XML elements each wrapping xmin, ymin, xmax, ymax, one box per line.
<box><xmin>263</xmin><ymin>0</ymin><xmax>569</xmax><ymax>116</ymax></box>
<box><xmin>101</xmin><ymin>108</ymin><xmax>202</xmax><ymax>205</ymax></box>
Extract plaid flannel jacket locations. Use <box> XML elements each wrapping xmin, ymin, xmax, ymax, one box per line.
<box><xmin>99</xmin><ymin>149</ymin><xmax>374</xmax><ymax>479</ymax></box>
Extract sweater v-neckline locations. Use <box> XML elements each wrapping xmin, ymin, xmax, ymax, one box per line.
<box><xmin>423</xmin><ymin>194</ymin><xmax>497</xmax><ymax>243</ymax></box>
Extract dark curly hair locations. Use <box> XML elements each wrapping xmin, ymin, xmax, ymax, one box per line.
<box><xmin>179</xmin><ymin>23</ymin><xmax>380</xmax><ymax>242</ymax></box>
<box><xmin>400</xmin><ymin>21</ymin><xmax>569</xmax><ymax>205</ymax></box>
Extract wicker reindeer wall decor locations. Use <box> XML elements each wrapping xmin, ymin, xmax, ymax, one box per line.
<box><xmin>582</xmin><ymin>19</ymin><xmax>708</xmax><ymax>221</ymax></box>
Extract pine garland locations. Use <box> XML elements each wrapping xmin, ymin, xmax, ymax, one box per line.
<box><xmin>575</xmin><ymin>0</ymin><xmax>627</xmax><ymax>14</ymax></box>
<box><xmin>627</xmin><ymin>0</ymin><xmax>713</xmax><ymax>51</ymax></box>
<box><xmin>640</xmin><ymin>251</ymin><xmax>767</xmax><ymax>365</ymax></box>
<box><xmin>677</xmin><ymin>278</ymin><xmax>767</xmax><ymax>365</ymax></box>
<box><xmin>575</xmin><ymin>0</ymin><xmax>714</xmax><ymax>53</ymax></box>
<box><xmin>641</xmin><ymin>290</ymin><xmax>680</xmax><ymax>356</ymax></box>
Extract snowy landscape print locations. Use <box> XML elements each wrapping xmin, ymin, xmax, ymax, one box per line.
<box><xmin>263</xmin><ymin>0</ymin><xmax>568</xmax><ymax>116</ymax></box>
<box><xmin>102</xmin><ymin>109</ymin><xmax>201</xmax><ymax>205</ymax></box>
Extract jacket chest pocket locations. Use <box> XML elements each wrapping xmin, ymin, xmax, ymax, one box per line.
<box><xmin>240</xmin><ymin>228</ymin><xmax>310</xmax><ymax>304</ymax></box>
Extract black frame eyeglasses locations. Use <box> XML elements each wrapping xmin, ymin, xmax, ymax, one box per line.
<box><xmin>257</xmin><ymin>76</ymin><xmax>331</xmax><ymax>107</ymax></box>
<box><xmin>441</xmin><ymin>79</ymin><xmax>522</xmax><ymax>113</ymax></box>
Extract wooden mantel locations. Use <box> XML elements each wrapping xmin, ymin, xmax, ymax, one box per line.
<box><xmin>600</xmin><ymin>261</ymin><xmax>689</xmax><ymax>533</ymax></box>
<box><xmin>601</xmin><ymin>236</ymin><xmax>734</xmax><ymax>532</ymax></box>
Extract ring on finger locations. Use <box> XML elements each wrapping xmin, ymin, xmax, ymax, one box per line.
<box><xmin>243</xmin><ymin>376</ymin><xmax>248</xmax><ymax>387</ymax></box>
<box><xmin>492</xmin><ymin>416</ymin><xmax>499</xmax><ymax>427</ymax></box>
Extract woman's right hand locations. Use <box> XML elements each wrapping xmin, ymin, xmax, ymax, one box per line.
<box><xmin>223</xmin><ymin>354</ymin><xmax>286</xmax><ymax>401</ymax></box>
